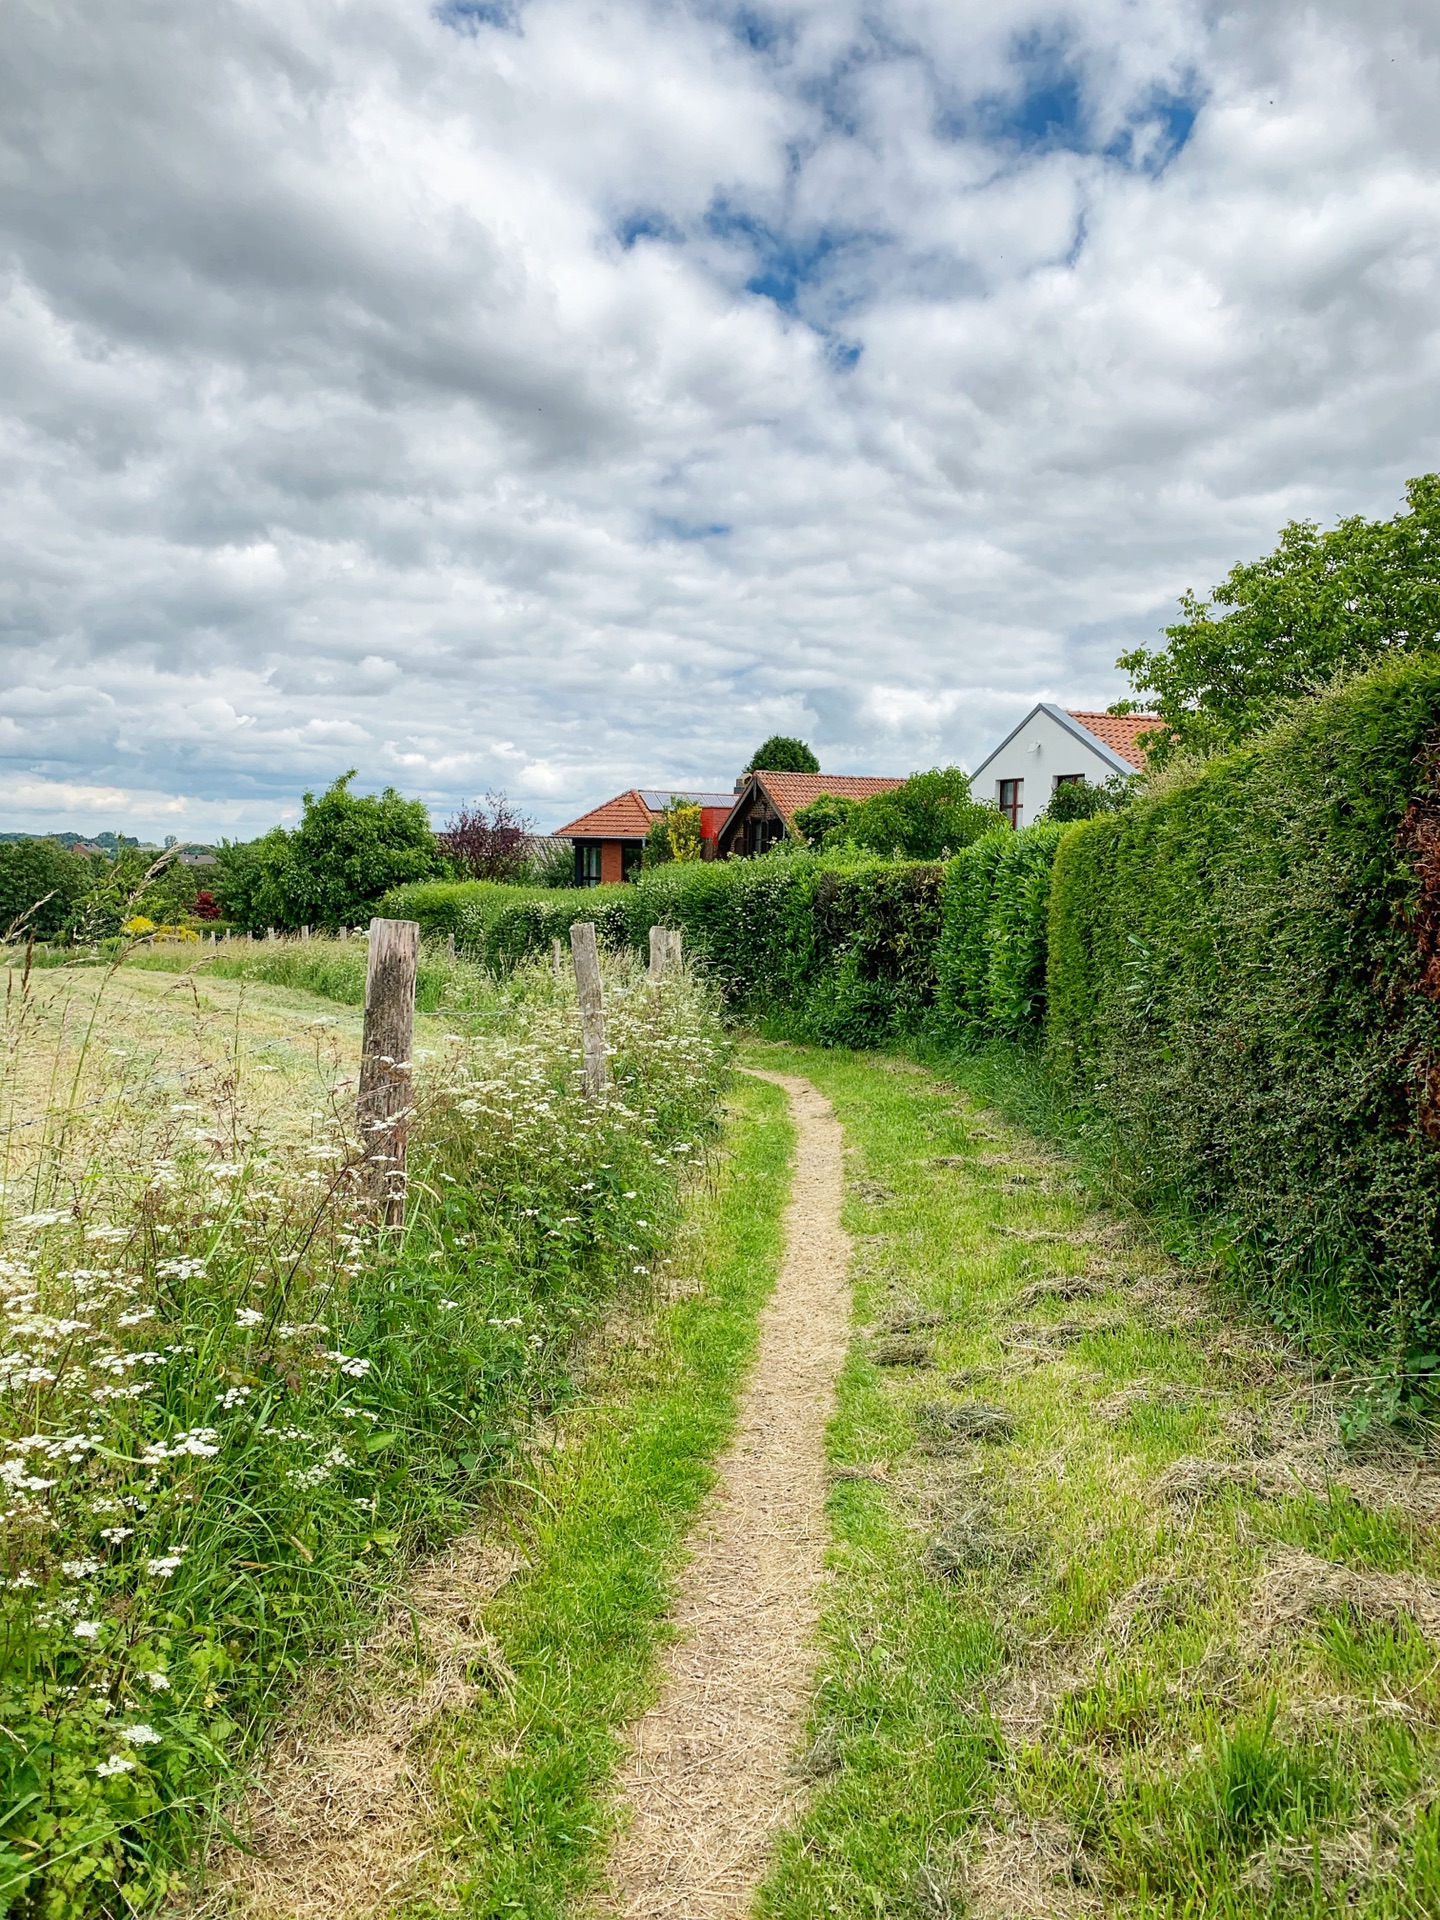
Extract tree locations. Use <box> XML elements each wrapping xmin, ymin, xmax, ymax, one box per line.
<box><xmin>439</xmin><ymin>794</ymin><xmax>534</xmax><ymax>883</ymax></box>
<box><xmin>643</xmin><ymin>800</ymin><xmax>704</xmax><ymax>867</ymax></box>
<box><xmin>745</xmin><ymin>735</ymin><xmax>820</xmax><ymax>774</ymax></box>
<box><xmin>213</xmin><ymin>829</ymin><xmax>293</xmax><ymax>933</ymax></box>
<box><xmin>0</xmin><ymin>839</ymin><xmax>90</xmax><ymax>939</ymax></box>
<box><xmin>792</xmin><ymin>793</ymin><xmax>855</xmax><ymax>848</ymax></box>
<box><xmin>1113</xmin><ymin>472</ymin><xmax>1440</xmax><ymax>765</ymax></box>
<box><xmin>841</xmin><ymin>769</ymin><xmax>1000</xmax><ymax>860</ymax></box>
<box><xmin>284</xmin><ymin>773</ymin><xmax>440</xmax><ymax>928</ymax></box>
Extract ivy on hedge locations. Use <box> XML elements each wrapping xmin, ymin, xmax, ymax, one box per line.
<box><xmin>1047</xmin><ymin>656</ymin><xmax>1440</xmax><ymax>1350</ymax></box>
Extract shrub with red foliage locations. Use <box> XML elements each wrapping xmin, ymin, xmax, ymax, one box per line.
<box><xmin>192</xmin><ymin>890</ymin><xmax>222</xmax><ymax>921</ymax></box>
<box><xmin>439</xmin><ymin>794</ymin><xmax>534</xmax><ymax>884</ymax></box>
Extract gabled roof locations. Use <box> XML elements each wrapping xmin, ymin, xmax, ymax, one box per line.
<box><xmin>555</xmin><ymin>790</ymin><xmax>652</xmax><ymax>839</ymax></box>
<box><xmin>556</xmin><ymin>787</ymin><xmax>739</xmax><ymax>839</ymax></box>
<box><xmin>972</xmin><ymin>702</ymin><xmax>1163</xmax><ymax>781</ymax></box>
<box><xmin>722</xmin><ymin>771</ymin><xmax>906</xmax><ymax>843</ymax></box>
<box><xmin>1064</xmin><ymin>710</ymin><xmax>1161</xmax><ymax>769</ymax></box>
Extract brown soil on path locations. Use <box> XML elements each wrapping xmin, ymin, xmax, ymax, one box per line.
<box><xmin>601</xmin><ymin>1071</ymin><xmax>851</xmax><ymax>1920</ymax></box>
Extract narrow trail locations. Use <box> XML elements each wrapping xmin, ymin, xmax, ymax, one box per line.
<box><xmin>602</xmin><ymin>1072</ymin><xmax>851</xmax><ymax>1919</ymax></box>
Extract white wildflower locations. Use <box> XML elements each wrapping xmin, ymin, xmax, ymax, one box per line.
<box><xmin>99</xmin><ymin>1527</ymin><xmax>133</xmax><ymax>1543</ymax></box>
<box><xmin>96</xmin><ymin>1754</ymin><xmax>135</xmax><ymax>1776</ymax></box>
<box><xmin>145</xmin><ymin>1555</ymin><xmax>184</xmax><ymax>1578</ymax></box>
<box><xmin>141</xmin><ymin>1671</ymin><xmax>171</xmax><ymax>1691</ymax></box>
<box><xmin>326</xmin><ymin>1352</ymin><xmax>371</xmax><ymax>1378</ymax></box>
<box><xmin>61</xmin><ymin>1558</ymin><xmax>102</xmax><ymax>1579</ymax></box>
<box><xmin>118</xmin><ymin>1723</ymin><xmax>161</xmax><ymax>1745</ymax></box>
<box><xmin>73</xmin><ymin>1620</ymin><xmax>102</xmax><ymax>1639</ymax></box>
<box><xmin>234</xmin><ymin>1308</ymin><xmax>263</xmax><ymax>1328</ymax></box>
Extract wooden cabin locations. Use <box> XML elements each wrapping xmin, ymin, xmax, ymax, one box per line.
<box><xmin>555</xmin><ymin>788</ymin><xmax>738</xmax><ymax>886</ymax></box>
<box><xmin>715</xmin><ymin>772</ymin><xmax>905</xmax><ymax>856</ymax></box>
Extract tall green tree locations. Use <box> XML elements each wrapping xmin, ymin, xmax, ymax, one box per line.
<box><xmin>745</xmin><ymin>735</ymin><xmax>820</xmax><ymax>773</ymax></box>
<box><xmin>1114</xmin><ymin>473</ymin><xmax>1440</xmax><ymax>765</ymax></box>
<box><xmin>0</xmin><ymin>840</ymin><xmax>90</xmax><ymax>939</ymax></box>
<box><xmin>284</xmin><ymin>773</ymin><xmax>440</xmax><ymax>928</ymax></box>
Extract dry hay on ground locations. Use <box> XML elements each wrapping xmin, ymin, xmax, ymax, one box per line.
<box><xmin>205</xmin><ymin>1537</ymin><xmax>521</xmax><ymax>1920</ymax></box>
<box><xmin>1248</xmin><ymin>1547</ymin><xmax>1440</xmax><ymax>1649</ymax></box>
<box><xmin>959</xmin><ymin>1815</ymin><xmax>1103</xmax><ymax>1919</ymax></box>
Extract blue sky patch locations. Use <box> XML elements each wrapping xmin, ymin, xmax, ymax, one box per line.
<box><xmin>616</xmin><ymin>209</ymin><xmax>684</xmax><ymax>250</ymax></box>
<box><xmin>651</xmin><ymin>515</ymin><xmax>733</xmax><ymax>542</ymax></box>
<box><xmin>435</xmin><ymin>0</ymin><xmax>519</xmax><ymax>33</ymax></box>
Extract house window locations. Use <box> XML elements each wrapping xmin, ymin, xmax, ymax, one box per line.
<box><xmin>998</xmin><ymin>778</ymin><xmax>1022</xmax><ymax>828</ymax></box>
<box><xmin>1053</xmin><ymin>774</ymin><xmax>1085</xmax><ymax>790</ymax></box>
<box><xmin>622</xmin><ymin>842</ymin><xmax>644</xmax><ymax>881</ymax></box>
<box><xmin>577</xmin><ymin>843</ymin><xmax>602</xmax><ymax>887</ymax></box>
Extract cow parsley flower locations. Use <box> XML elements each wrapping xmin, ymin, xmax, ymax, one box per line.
<box><xmin>96</xmin><ymin>1754</ymin><xmax>135</xmax><ymax>1776</ymax></box>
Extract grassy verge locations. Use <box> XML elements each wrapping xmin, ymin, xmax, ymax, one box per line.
<box><xmin>0</xmin><ymin>955</ymin><xmax>727</xmax><ymax>1917</ymax></box>
<box><xmin>745</xmin><ymin>1040</ymin><xmax>1440</xmax><ymax>1920</ymax></box>
<box><xmin>288</xmin><ymin>1069</ymin><xmax>793</xmax><ymax>1919</ymax></box>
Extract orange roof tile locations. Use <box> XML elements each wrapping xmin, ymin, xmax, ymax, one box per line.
<box><xmin>1065</xmin><ymin>710</ymin><xmax>1163</xmax><ymax>769</ymax></box>
<box><xmin>555</xmin><ymin>789</ymin><xmax>652</xmax><ymax>838</ymax></box>
<box><xmin>755</xmin><ymin>771</ymin><xmax>906</xmax><ymax>835</ymax></box>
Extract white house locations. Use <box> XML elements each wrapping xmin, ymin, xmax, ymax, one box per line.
<box><xmin>970</xmin><ymin>704</ymin><xmax>1159</xmax><ymax>830</ymax></box>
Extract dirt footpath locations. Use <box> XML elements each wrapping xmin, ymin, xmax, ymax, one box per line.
<box><xmin>602</xmin><ymin>1072</ymin><xmax>851</xmax><ymax>1919</ymax></box>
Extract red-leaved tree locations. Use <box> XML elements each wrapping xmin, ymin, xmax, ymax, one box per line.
<box><xmin>439</xmin><ymin>793</ymin><xmax>535</xmax><ymax>883</ymax></box>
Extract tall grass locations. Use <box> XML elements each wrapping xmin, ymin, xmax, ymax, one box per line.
<box><xmin>0</xmin><ymin>950</ymin><xmax>728</xmax><ymax>1917</ymax></box>
<box><xmin>123</xmin><ymin>932</ymin><xmax>490</xmax><ymax>1016</ymax></box>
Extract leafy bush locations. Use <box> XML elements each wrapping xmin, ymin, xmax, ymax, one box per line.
<box><xmin>840</xmin><ymin>768</ymin><xmax>1000</xmax><ymax>860</ymax></box>
<box><xmin>792</xmin><ymin>792</ymin><xmax>854</xmax><ymax>848</ymax></box>
<box><xmin>1047</xmin><ymin>655</ymin><xmax>1440</xmax><ymax>1350</ymax></box>
<box><xmin>1041</xmin><ymin>774</ymin><xmax>1135</xmax><ymax>823</ymax></box>
<box><xmin>437</xmin><ymin>794</ymin><xmax>533</xmax><ymax>883</ymax></box>
<box><xmin>936</xmin><ymin>824</ymin><xmax>1066</xmax><ymax>1040</ymax></box>
<box><xmin>378</xmin><ymin>880</ymin><xmax>632</xmax><ymax>972</ymax></box>
<box><xmin>0</xmin><ymin>840</ymin><xmax>91</xmax><ymax>940</ymax></box>
<box><xmin>642</xmin><ymin>800</ymin><xmax>703</xmax><ymax>867</ymax></box>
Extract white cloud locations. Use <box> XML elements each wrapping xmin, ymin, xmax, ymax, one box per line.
<box><xmin>1</xmin><ymin>0</ymin><xmax>1438</xmax><ymax>837</ymax></box>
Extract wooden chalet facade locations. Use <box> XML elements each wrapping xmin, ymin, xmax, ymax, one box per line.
<box><xmin>714</xmin><ymin>772</ymin><xmax>905</xmax><ymax>857</ymax></box>
<box><xmin>555</xmin><ymin>788</ymin><xmax>738</xmax><ymax>886</ymax></box>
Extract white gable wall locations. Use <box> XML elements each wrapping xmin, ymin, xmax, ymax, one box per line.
<box><xmin>971</xmin><ymin>705</ymin><xmax>1129</xmax><ymax>830</ymax></box>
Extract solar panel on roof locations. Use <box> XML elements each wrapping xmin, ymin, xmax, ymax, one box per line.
<box><xmin>637</xmin><ymin>790</ymin><xmax>737</xmax><ymax>810</ymax></box>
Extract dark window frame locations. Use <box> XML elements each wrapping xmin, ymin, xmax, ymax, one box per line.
<box><xmin>998</xmin><ymin>778</ymin><xmax>1022</xmax><ymax>829</ymax></box>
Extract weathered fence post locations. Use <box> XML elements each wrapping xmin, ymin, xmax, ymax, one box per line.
<box><xmin>446</xmin><ymin>931</ymin><xmax>456</xmax><ymax>959</ymax></box>
<box><xmin>551</xmin><ymin>937</ymin><xmax>565</xmax><ymax>985</ymax></box>
<box><xmin>570</xmin><ymin>922</ymin><xmax>609</xmax><ymax>1097</ymax></box>
<box><xmin>339</xmin><ymin>925</ymin><xmax>348</xmax><ymax>941</ymax></box>
<box><xmin>357</xmin><ymin>917</ymin><xmax>420</xmax><ymax>1226</ymax></box>
<box><xmin>668</xmin><ymin>926</ymin><xmax>682</xmax><ymax>973</ymax></box>
<box><xmin>648</xmin><ymin>924</ymin><xmax>666</xmax><ymax>982</ymax></box>
<box><xmin>301</xmin><ymin>924</ymin><xmax>310</xmax><ymax>942</ymax></box>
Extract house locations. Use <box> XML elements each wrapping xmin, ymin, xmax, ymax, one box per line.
<box><xmin>555</xmin><ymin>788</ymin><xmax>739</xmax><ymax>886</ymax></box>
<box><xmin>969</xmin><ymin>705</ymin><xmax>1160</xmax><ymax>830</ymax></box>
<box><xmin>715</xmin><ymin>772</ymin><xmax>906</xmax><ymax>858</ymax></box>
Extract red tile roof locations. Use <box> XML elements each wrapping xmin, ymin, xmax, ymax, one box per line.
<box><xmin>1066</xmin><ymin>710</ymin><xmax>1163</xmax><ymax>769</ymax></box>
<box><xmin>555</xmin><ymin>789</ymin><xmax>652</xmax><ymax>838</ymax></box>
<box><xmin>754</xmin><ymin>772</ymin><xmax>906</xmax><ymax>835</ymax></box>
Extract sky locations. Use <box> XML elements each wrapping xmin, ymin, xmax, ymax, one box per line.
<box><xmin>3</xmin><ymin>0</ymin><xmax>1439</xmax><ymax>840</ymax></box>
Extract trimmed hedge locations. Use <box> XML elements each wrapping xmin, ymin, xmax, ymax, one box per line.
<box><xmin>936</xmin><ymin>823</ymin><xmax>1062</xmax><ymax>1040</ymax></box>
<box><xmin>1047</xmin><ymin>657</ymin><xmax>1440</xmax><ymax>1349</ymax></box>
<box><xmin>378</xmin><ymin>880</ymin><xmax>631</xmax><ymax>969</ymax></box>
<box><xmin>625</xmin><ymin>853</ymin><xmax>945</xmax><ymax>1045</ymax></box>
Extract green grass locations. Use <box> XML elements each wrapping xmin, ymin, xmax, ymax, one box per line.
<box><xmin>743</xmin><ymin>1041</ymin><xmax>1440</xmax><ymax>1920</ymax></box>
<box><xmin>122</xmin><ymin>935</ymin><xmax>498</xmax><ymax>1016</ymax></box>
<box><xmin>386</xmin><ymin>1070</ymin><xmax>795</xmax><ymax>1919</ymax></box>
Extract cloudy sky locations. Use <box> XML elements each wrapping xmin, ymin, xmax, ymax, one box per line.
<box><xmin>3</xmin><ymin>0</ymin><xmax>1439</xmax><ymax>838</ymax></box>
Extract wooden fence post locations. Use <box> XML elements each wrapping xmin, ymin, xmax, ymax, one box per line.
<box><xmin>668</xmin><ymin>926</ymin><xmax>682</xmax><ymax>973</ymax></box>
<box><xmin>551</xmin><ymin>937</ymin><xmax>565</xmax><ymax>985</ymax></box>
<box><xmin>649</xmin><ymin>924</ymin><xmax>667</xmax><ymax>982</ymax></box>
<box><xmin>570</xmin><ymin>922</ymin><xmax>609</xmax><ymax>1097</ymax></box>
<box><xmin>357</xmin><ymin>917</ymin><xmax>420</xmax><ymax>1225</ymax></box>
<box><xmin>446</xmin><ymin>931</ymin><xmax>456</xmax><ymax>959</ymax></box>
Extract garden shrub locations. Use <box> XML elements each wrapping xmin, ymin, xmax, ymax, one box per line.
<box><xmin>1046</xmin><ymin>655</ymin><xmax>1440</xmax><ymax>1353</ymax></box>
<box><xmin>936</xmin><ymin>823</ymin><xmax>1065</xmax><ymax>1040</ymax></box>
